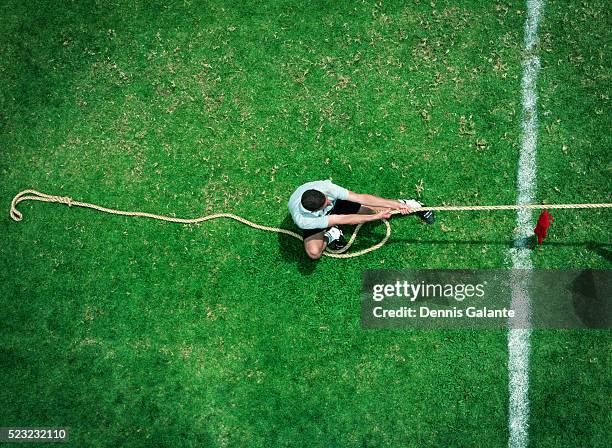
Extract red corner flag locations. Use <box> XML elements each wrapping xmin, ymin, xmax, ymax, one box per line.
<box><xmin>534</xmin><ymin>210</ymin><xmax>554</xmax><ymax>245</ymax></box>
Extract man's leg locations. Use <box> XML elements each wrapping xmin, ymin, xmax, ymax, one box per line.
<box><xmin>358</xmin><ymin>205</ymin><xmax>386</xmax><ymax>214</ymax></box>
<box><xmin>359</xmin><ymin>199</ymin><xmax>434</xmax><ymax>224</ymax></box>
<box><xmin>303</xmin><ymin>231</ymin><xmax>326</xmax><ymax>260</ymax></box>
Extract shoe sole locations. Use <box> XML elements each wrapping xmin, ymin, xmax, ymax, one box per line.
<box><xmin>329</xmin><ymin>237</ymin><xmax>348</xmax><ymax>250</ymax></box>
<box><xmin>417</xmin><ymin>210</ymin><xmax>435</xmax><ymax>224</ymax></box>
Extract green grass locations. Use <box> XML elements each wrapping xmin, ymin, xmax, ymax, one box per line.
<box><xmin>0</xmin><ymin>0</ymin><xmax>610</xmax><ymax>447</ymax></box>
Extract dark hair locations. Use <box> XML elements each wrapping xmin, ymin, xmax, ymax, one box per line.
<box><xmin>301</xmin><ymin>189</ymin><xmax>326</xmax><ymax>212</ymax></box>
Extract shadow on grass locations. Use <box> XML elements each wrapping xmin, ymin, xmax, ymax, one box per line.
<box><xmin>387</xmin><ymin>235</ymin><xmax>611</xmax><ymax>255</ymax></box>
<box><xmin>590</xmin><ymin>245</ymin><xmax>612</xmax><ymax>263</ymax></box>
<box><xmin>277</xmin><ymin>214</ymin><xmax>317</xmax><ymax>275</ymax></box>
<box><xmin>275</xmin><ymin>213</ymin><xmax>611</xmax><ymax>266</ymax></box>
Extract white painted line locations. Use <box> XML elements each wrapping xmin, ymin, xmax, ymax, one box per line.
<box><xmin>508</xmin><ymin>1</ymin><xmax>544</xmax><ymax>447</ymax></box>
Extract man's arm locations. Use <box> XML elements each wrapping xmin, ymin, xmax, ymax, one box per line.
<box><xmin>327</xmin><ymin>210</ymin><xmax>391</xmax><ymax>226</ymax></box>
<box><xmin>346</xmin><ymin>191</ymin><xmax>411</xmax><ymax>211</ymax></box>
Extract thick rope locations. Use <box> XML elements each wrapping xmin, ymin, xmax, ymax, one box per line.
<box><xmin>9</xmin><ymin>189</ymin><xmax>612</xmax><ymax>259</ymax></box>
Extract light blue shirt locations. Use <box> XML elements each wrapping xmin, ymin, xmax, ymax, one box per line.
<box><xmin>288</xmin><ymin>180</ymin><xmax>349</xmax><ymax>230</ymax></box>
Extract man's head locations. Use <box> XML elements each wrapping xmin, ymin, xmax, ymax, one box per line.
<box><xmin>301</xmin><ymin>189</ymin><xmax>329</xmax><ymax>212</ymax></box>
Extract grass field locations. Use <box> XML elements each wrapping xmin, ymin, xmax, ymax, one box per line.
<box><xmin>1</xmin><ymin>0</ymin><xmax>610</xmax><ymax>447</ymax></box>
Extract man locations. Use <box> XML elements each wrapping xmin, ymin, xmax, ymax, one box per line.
<box><xmin>288</xmin><ymin>179</ymin><xmax>435</xmax><ymax>259</ymax></box>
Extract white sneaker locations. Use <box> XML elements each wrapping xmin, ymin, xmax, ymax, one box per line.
<box><xmin>398</xmin><ymin>199</ymin><xmax>423</xmax><ymax>210</ymax></box>
<box><xmin>324</xmin><ymin>226</ymin><xmax>343</xmax><ymax>245</ymax></box>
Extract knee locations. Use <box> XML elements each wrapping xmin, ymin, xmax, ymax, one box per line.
<box><xmin>306</xmin><ymin>248</ymin><xmax>323</xmax><ymax>260</ymax></box>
